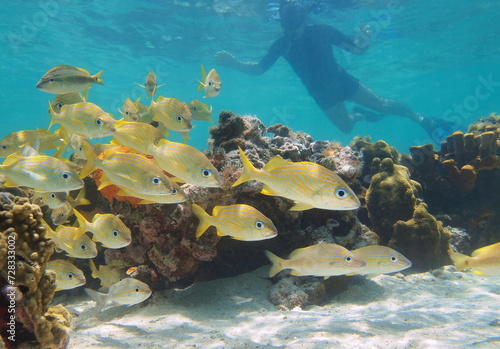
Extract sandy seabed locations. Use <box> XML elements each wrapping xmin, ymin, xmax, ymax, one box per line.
<box><xmin>63</xmin><ymin>265</ymin><xmax>500</xmax><ymax>349</ymax></box>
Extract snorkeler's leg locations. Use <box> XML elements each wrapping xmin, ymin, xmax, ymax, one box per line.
<box><xmin>350</xmin><ymin>82</ymin><xmax>422</xmax><ymax>123</ymax></box>
<box><xmin>322</xmin><ymin>102</ymin><xmax>355</xmax><ymax>134</ymax></box>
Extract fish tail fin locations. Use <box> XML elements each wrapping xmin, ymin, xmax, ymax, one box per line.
<box><xmin>73</xmin><ymin>209</ymin><xmax>90</xmax><ymax>240</ymax></box>
<box><xmin>89</xmin><ymin>259</ymin><xmax>99</xmax><ymax>279</ymax></box>
<box><xmin>191</xmin><ymin>203</ymin><xmax>212</xmax><ymax>238</ymax></box>
<box><xmin>47</xmin><ymin>102</ymin><xmax>59</xmax><ymax>130</ymax></box>
<box><xmin>84</xmin><ymin>288</ymin><xmax>108</xmax><ymax>315</ymax></box>
<box><xmin>265</xmin><ymin>250</ymin><xmax>285</xmax><ymax>277</ymax></box>
<box><xmin>449</xmin><ymin>251</ymin><xmax>472</xmax><ymax>271</ymax></box>
<box><xmin>79</xmin><ymin>138</ymin><xmax>98</xmax><ymax>178</ymax></box>
<box><xmin>232</xmin><ymin>146</ymin><xmax>259</xmax><ymax>187</ymax></box>
<box><xmin>74</xmin><ymin>187</ymin><xmax>91</xmax><ymax>207</ymax></box>
<box><xmin>197</xmin><ymin>65</ymin><xmax>207</xmax><ymax>92</ymax></box>
<box><xmin>92</xmin><ymin>70</ymin><xmax>104</xmax><ymax>85</ymax></box>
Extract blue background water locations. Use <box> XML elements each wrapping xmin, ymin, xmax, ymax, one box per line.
<box><xmin>1</xmin><ymin>0</ymin><xmax>499</xmax><ymax>153</ymax></box>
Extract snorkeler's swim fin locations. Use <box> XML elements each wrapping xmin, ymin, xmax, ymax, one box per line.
<box><xmin>352</xmin><ymin>106</ymin><xmax>386</xmax><ymax>122</ymax></box>
<box><xmin>420</xmin><ymin>116</ymin><xmax>465</xmax><ymax>144</ymax></box>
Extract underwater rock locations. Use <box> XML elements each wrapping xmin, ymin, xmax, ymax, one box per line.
<box><xmin>0</xmin><ymin>195</ymin><xmax>71</xmax><ymax>349</ymax></box>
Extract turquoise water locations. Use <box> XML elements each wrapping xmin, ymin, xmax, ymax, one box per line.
<box><xmin>1</xmin><ymin>0</ymin><xmax>499</xmax><ymax>152</ymax></box>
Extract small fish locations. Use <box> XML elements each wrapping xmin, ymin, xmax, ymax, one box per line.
<box><xmin>51</xmin><ymin>187</ymin><xmax>90</xmax><ymax>225</ymax></box>
<box><xmin>149</xmin><ymin>97</ymin><xmax>193</xmax><ymax>132</ymax></box>
<box><xmin>136</xmin><ymin>71</ymin><xmax>164</xmax><ymax>97</ymax></box>
<box><xmin>48</xmin><ymin>101</ymin><xmax>116</xmax><ymax>139</ymax></box>
<box><xmin>0</xmin><ymin>146</ymin><xmax>83</xmax><ymax>192</ymax></box>
<box><xmin>32</xmin><ymin>190</ymin><xmax>68</xmax><ymax>209</ymax></box>
<box><xmin>151</xmin><ymin>139</ymin><xmax>222</xmax><ymax>187</ymax></box>
<box><xmin>188</xmin><ymin>100</ymin><xmax>213</xmax><ymax>122</ymax></box>
<box><xmin>119</xmin><ymin>97</ymin><xmax>142</xmax><ymax>122</ymax></box>
<box><xmin>47</xmin><ymin>259</ymin><xmax>86</xmax><ymax>291</ymax></box>
<box><xmin>233</xmin><ymin>147</ymin><xmax>360</xmax><ymax>211</ymax></box>
<box><xmin>111</xmin><ymin>120</ymin><xmax>165</xmax><ymax>155</ymax></box>
<box><xmin>90</xmin><ymin>148</ymin><xmax>175</xmax><ymax>198</ymax></box>
<box><xmin>36</xmin><ymin>65</ymin><xmax>104</xmax><ymax>94</ymax></box>
<box><xmin>192</xmin><ymin>203</ymin><xmax>278</xmax><ymax>241</ymax></box>
<box><xmin>44</xmin><ymin>220</ymin><xmax>98</xmax><ymax>259</ymax></box>
<box><xmin>347</xmin><ymin>245</ymin><xmax>412</xmax><ymax>276</ymax></box>
<box><xmin>74</xmin><ymin>209</ymin><xmax>132</xmax><ymax>249</ymax></box>
<box><xmin>89</xmin><ymin>259</ymin><xmax>124</xmax><ymax>290</ymax></box>
<box><xmin>49</xmin><ymin>92</ymin><xmax>85</xmax><ymax>114</ymax></box>
<box><xmin>197</xmin><ymin>65</ymin><xmax>221</xmax><ymax>97</ymax></box>
<box><xmin>115</xmin><ymin>181</ymin><xmax>187</xmax><ymax>205</ymax></box>
<box><xmin>0</xmin><ymin>129</ymin><xmax>66</xmax><ymax>158</ymax></box>
<box><xmin>85</xmin><ymin>278</ymin><xmax>152</xmax><ymax>314</ymax></box>
<box><xmin>449</xmin><ymin>242</ymin><xmax>500</xmax><ymax>275</ymax></box>
<box><xmin>265</xmin><ymin>243</ymin><xmax>366</xmax><ymax>277</ymax></box>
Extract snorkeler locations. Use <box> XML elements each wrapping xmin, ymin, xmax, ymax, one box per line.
<box><xmin>215</xmin><ymin>0</ymin><xmax>461</xmax><ymax>143</ymax></box>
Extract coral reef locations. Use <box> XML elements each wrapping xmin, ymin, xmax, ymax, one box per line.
<box><xmin>0</xmin><ymin>195</ymin><xmax>71</xmax><ymax>349</ymax></box>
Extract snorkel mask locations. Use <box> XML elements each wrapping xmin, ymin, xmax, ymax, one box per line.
<box><xmin>279</xmin><ymin>0</ymin><xmax>307</xmax><ymax>32</ymax></box>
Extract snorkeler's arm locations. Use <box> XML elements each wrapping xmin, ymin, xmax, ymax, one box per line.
<box><xmin>215</xmin><ymin>39</ymin><xmax>284</xmax><ymax>76</ymax></box>
<box><xmin>326</xmin><ymin>25</ymin><xmax>371</xmax><ymax>55</ymax></box>
<box><xmin>215</xmin><ymin>51</ymin><xmax>265</xmax><ymax>75</ymax></box>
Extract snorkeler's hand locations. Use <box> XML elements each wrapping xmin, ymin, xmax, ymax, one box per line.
<box><xmin>214</xmin><ymin>51</ymin><xmax>237</xmax><ymax>68</ymax></box>
<box><xmin>354</xmin><ymin>24</ymin><xmax>371</xmax><ymax>53</ymax></box>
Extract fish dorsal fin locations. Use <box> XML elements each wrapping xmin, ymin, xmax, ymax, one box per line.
<box><xmin>471</xmin><ymin>242</ymin><xmax>500</xmax><ymax>257</ymax></box>
<box><xmin>263</xmin><ymin>156</ymin><xmax>290</xmax><ymax>171</ymax></box>
<box><xmin>290</xmin><ymin>201</ymin><xmax>315</xmax><ymax>211</ymax></box>
<box><xmin>21</xmin><ymin>145</ymin><xmax>39</xmax><ymax>157</ymax></box>
<box><xmin>212</xmin><ymin>205</ymin><xmax>223</xmax><ymax>216</ymax></box>
<box><xmin>288</xmin><ymin>245</ymin><xmax>316</xmax><ymax>259</ymax></box>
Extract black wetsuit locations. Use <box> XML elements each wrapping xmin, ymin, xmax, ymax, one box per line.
<box><xmin>258</xmin><ymin>24</ymin><xmax>360</xmax><ymax>110</ymax></box>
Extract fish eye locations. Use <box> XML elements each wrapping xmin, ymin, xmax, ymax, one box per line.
<box><xmin>191</xmin><ymin>106</ymin><xmax>197</xmax><ymax>111</ymax></box>
<box><xmin>335</xmin><ymin>189</ymin><xmax>348</xmax><ymax>199</ymax></box>
<box><xmin>208</xmin><ymin>80</ymin><xmax>213</xmax><ymax>86</ymax></box>
<box><xmin>176</xmin><ymin>115</ymin><xmax>183</xmax><ymax>122</ymax></box>
<box><xmin>201</xmin><ymin>169</ymin><xmax>211</xmax><ymax>178</ymax></box>
<box><xmin>151</xmin><ymin>176</ymin><xmax>161</xmax><ymax>186</ymax></box>
<box><xmin>49</xmin><ymin>78</ymin><xmax>55</xmax><ymax>82</ymax></box>
<box><xmin>0</xmin><ymin>144</ymin><xmax>8</xmax><ymax>150</ymax></box>
<box><xmin>135</xmin><ymin>287</ymin><xmax>140</xmax><ymax>292</ymax></box>
<box><xmin>61</xmin><ymin>172</ymin><xmax>70</xmax><ymax>180</ymax></box>
<box><xmin>390</xmin><ymin>256</ymin><xmax>397</xmax><ymax>262</ymax></box>
<box><xmin>255</xmin><ymin>221</ymin><xmax>264</xmax><ymax>229</ymax></box>
<box><xmin>344</xmin><ymin>256</ymin><xmax>352</xmax><ymax>262</ymax></box>
<box><xmin>50</xmin><ymin>193</ymin><xmax>56</xmax><ymax>199</ymax></box>
<box><xmin>125</xmin><ymin>110</ymin><xmax>130</xmax><ymax>115</ymax></box>
<box><xmin>172</xmin><ymin>188</ymin><xmax>178</xmax><ymax>195</ymax></box>
<box><xmin>95</xmin><ymin>118</ymin><xmax>103</xmax><ymax>126</ymax></box>
<box><xmin>56</xmin><ymin>102</ymin><xmax>63</xmax><ymax>108</ymax></box>
<box><xmin>112</xmin><ymin>229</ymin><xmax>119</xmax><ymax>237</ymax></box>
<box><xmin>80</xmin><ymin>244</ymin><xmax>87</xmax><ymax>251</ymax></box>
<box><xmin>67</xmin><ymin>272</ymin><xmax>74</xmax><ymax>279</ymax></box>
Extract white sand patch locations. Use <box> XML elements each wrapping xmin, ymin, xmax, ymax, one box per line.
<box><xmin>64</xmin><ymin>266</ymin><xmax>500</xmax><ymax>349</ymax></box>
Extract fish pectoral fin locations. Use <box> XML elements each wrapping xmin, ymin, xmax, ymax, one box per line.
<box><xmin>169</xmin><ymin>176</ymin><xmax>186</xmax><ymax>184</ymax></box>
<box><xmin>289</xmin><ymin>202</ymin><xmax>314</xmax><ymax>211</ymax></box>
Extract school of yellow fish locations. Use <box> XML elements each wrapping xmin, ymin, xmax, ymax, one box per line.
<box><xmin>1</xmin><ymin>64</ymin><xmax>497</xmax><ymax>314</ymax></box>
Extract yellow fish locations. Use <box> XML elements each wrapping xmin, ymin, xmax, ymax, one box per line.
<box><xmin>89</xmin><ymin>260</ymin><xmax>124</xmax><ymax>290</ymax></box>
<box><xmin>32</xmin><ymin>190</ymin><xmax>68</xmax><ymax>209</ymax></box>
<box><xmin>74</xmin><ymin>209</ymin><xmax>132</xmax><ymax>248</ymax></box>
<box><xmin>265</xmin><ymin>243</ymin><xmax>366</xmax><ymax>277</ymax></box>
<box><xmin>48</xmin><ymin>101</ymin><xmax>116</xmax><ymax>139</ymax></box>
<box><xmin>151</xmin><ymin>139</ymin><xmax>222</xmax><ymax>187</ymax></box>
<box><xmin>136</xmin><ymin>100</ymin><xmax>155</xmax><ymax>124</ymax></box>
<box><xmin>188</xmin><ymin>100</ymin><xmax>213</xmax><ymax>122</ymax></box>
<box><xmin>49</xmin><ymin>92</ymin><xmax>85</xmax><ymax>114</ymax></box>
<box><xmin>115</xmin><ymin>181</ymin><xmax>187</xmax><ymax>205</ymax></box>
<box><xmin>85</xmin><ymin>278</ymin><xmax>152</xmax><ymax>314</ymax></box>
<box><xmin>0</xmin><ymin>146</ymin><xmax>83</xmax><ymax>192</ymax></box>
<box><xmin>136</xmin><ymin>71</ymin><xmax>164</xmax><ymax>97</ymax></box>
<box><xmin>36</xmin><ymin>65</ymin><xmax>104</xmax><ymax>94</ymax></box>
<box><xmin>233</xmin><ymin>147</ymin><xmax>360</xmax><ymax>211</ymax></box>
<box><xmin>192</xmin><ymin>203</ymin><xmax>277</xmax><ymax>241</ymax></box>
<box><xmin>348</xmin><ymin>245</ymin><xmax>412</xmax><ymax>276</ymax></box>
<box><xmin>47</xmin><ymin>259</ymin><xmax>86</xmax><ymax>291</ymax></box>
<box><xmin>119</xmin><ymin>97</ymin><xmax>142</xmax><ymax>122</ymax></box>
<box><xmin>0</xmin><ymin>129</ymin><xmax>66</xmax><ymax>158</ymax></box>
<box><xmin>51</xmin><ymin>187</ymin><xmax>90</xmax><ymax>225</ymax></box>
<box><xmin>197</xmin><ymin>65</ymin><xmax>221</xmax><ymax>98</ymax></box>
<box><xmin>449</xmin><ymin>242</ymin><xmax>500</xmax><ymax>275</ymax></box>
<box><xmin>111</xmin><ymin>120</ymin><xmax>165</xmax><ymax>155</ymax></box>
<box><xmin>150</xmin><ymin>96</ymin><xmax>193</xmax><ymax>132</ymax></box>
<box><xmin>44</xmin><ymin>221</ymin><xmax>98</xmax><ymax>259</ymax></box>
